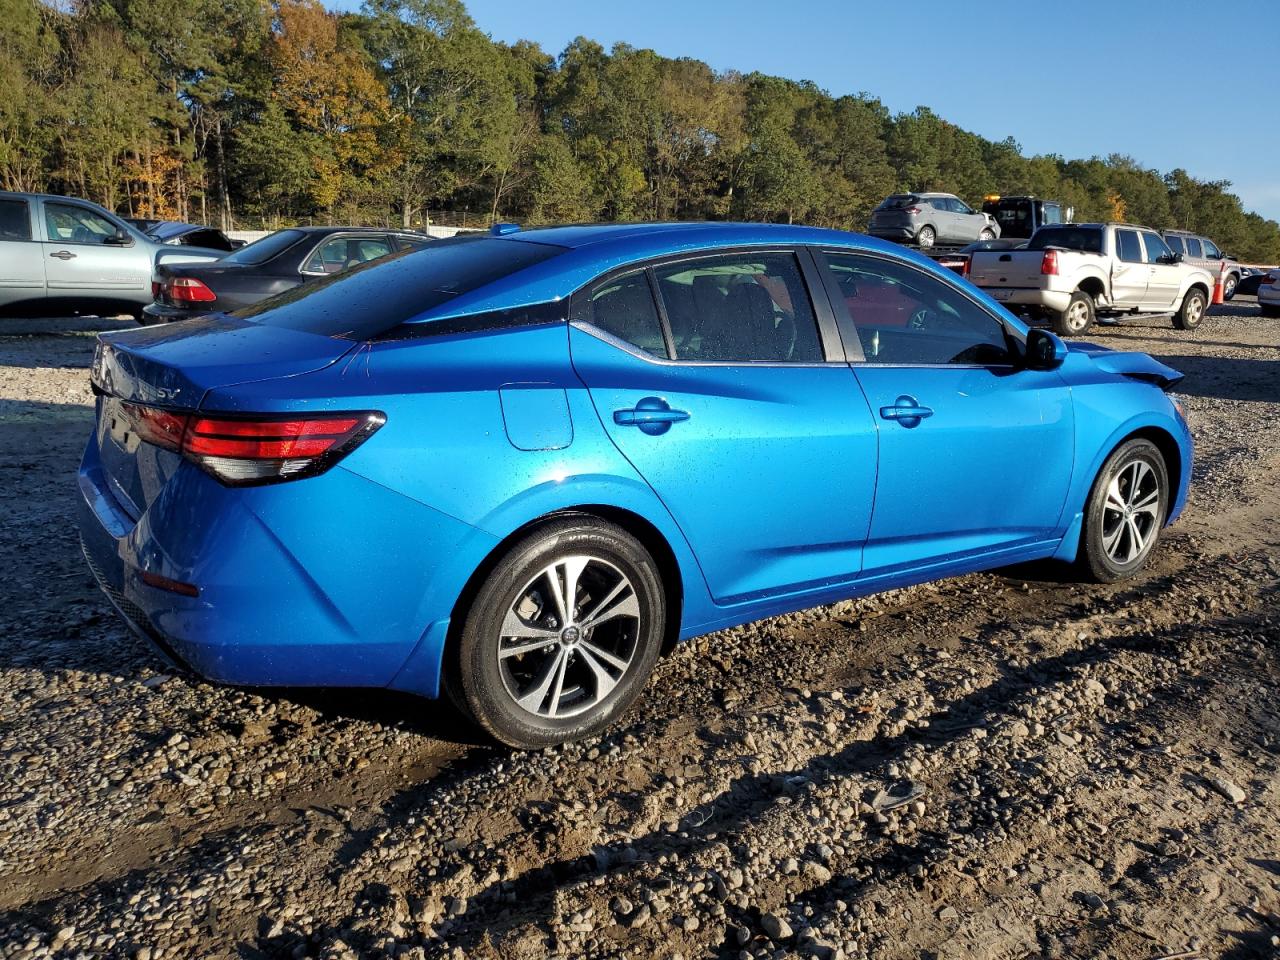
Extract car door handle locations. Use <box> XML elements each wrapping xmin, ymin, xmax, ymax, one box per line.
<box><xmin>49</xmin><ymin>250</ymin><xmax>76</xmax><ymax>260</ymax></box>
<box><xmin>614</xmin><ymin>397</ymin><xmax>690</xmax><ymax>436</ymax></box>
<box><xmin>879</xmin><ymin>395</ymin><xmax>934</xmax><ymax>428</ymax></box>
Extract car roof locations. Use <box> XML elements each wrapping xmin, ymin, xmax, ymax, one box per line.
<box><xmin>407</xmin><ymin>222</ymin><xmax>969</xmax><ymax>323</ymax></box>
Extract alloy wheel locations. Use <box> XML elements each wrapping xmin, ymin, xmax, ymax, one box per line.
<box><xmin>497</xmin><ymin>555</ymin><xmax>641</xmax><ymax>719</ymax></box>
<box><xmin>1100</xmin><ymin>459</ymin><xmax>1162</xmax><ymax>565</ymax></box>
<box><xmin>1066</xmin><ymin>298</ymin><xmax>1091</xmax><ymax>332</ymax></box>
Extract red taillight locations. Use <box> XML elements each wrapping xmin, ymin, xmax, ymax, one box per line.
<box><xmin>140</xmin><ymin>570</ymin><xmax>200</xmax><ymax>597</ymax></box>
<box><xmin>115</xmin><ymin>406</ymin><xmax>384</xmax><ymax>485</ymax></box>
<box><xmin>167</xmin><ymin>276</ymin><xmax>217</xmax><ymax>305</ymax></box>
<box><xmin>1041</xmin><ymin>249</ymin><xmax>1059</xmax><ymax>276</ymax></box>
<box><xmin>961</xmin><ymin>256</ymin><xmax>972</xmax><ymax>278</ymax></box>
<box><xmin>151</xmin><ymin>280</ymin><xmax>162</xmax><ymax>300</ymax></box>
<box><xmin>904</xmin><ymin>206</ymin><xmax>922</xmax><ymax>215</ymax></box>
<box><xmin>1262</xmin><ymin>274</ymin><xmax>1276</xmax><ymax>285</ymax></box>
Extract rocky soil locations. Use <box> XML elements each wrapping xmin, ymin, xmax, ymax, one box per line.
<box><xmin>0</xmin><ymin>305</ymin><xmax>1277</xmax><ymax>960</ymax></box>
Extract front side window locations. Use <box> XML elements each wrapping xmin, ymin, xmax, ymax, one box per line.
<box><xmin>1184</xmin><ymin>237</ymin><xmax>1203</xmax><ymax>258</ymax></box>
<box><xmin>1201</xmin><ymin>238</ymin><xmax>1221</xmax><ymax>258</ymax></box>
<box><xmin>1165</xmin><ymin>235</ymin><xmax>1185</xmax><ymax>255</ymax></box>
<box><xmin>1041</xmin><ymin>202</ymin><xmax>1062</xmax><ymax>225</ymax></box>
<box><xmin>303</xmin><ymin>235</ymin><xmax>392</xmax><ymax>275</ymax></box>
<box><xmin>579</xmin><ymin>270</ymin><xmax>667</xmax><ymax>357</ymax></box>
<box><xmin>1142</xmin><ymin>232</ymin><xmax>1174</xmax><ymax>264</ymax></box>
<box><xmin>44</xmin><ymin>202</ymin><xmax>120</xmax><ymax>245</ymax></box>
<box><xmin>952</xmin><ymin>198</ymin><xmax>973</xmax><ymax>214</ymax></box>
<box><xmin>653</xmin><ymin>252</ymin><xmax>822</xmax><ymax>363</ymax></box>
<box><xmin>1115</xmin><ymin>229</ymin><xmax>1143</xmax><ymax>263</ymax></box>
<box><xmin>823</xmin><ymin>252</ymin><xmax>1013</xmax><ymax>366</ymax></box>
<box><xmin>0</xmin><ymin>198</ymin><xmax>31</xmax><ymax>241</ymax></box>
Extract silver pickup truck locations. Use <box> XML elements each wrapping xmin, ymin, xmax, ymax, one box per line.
<box><xmin>968</xmin><ymin>222</ymin><xmax>1214</xmax><ymax>336</ymax></box>
<box><xmin>0</xmin><ymin>191</ymin><xmax>227</xmax><ymax>319</ymax></box>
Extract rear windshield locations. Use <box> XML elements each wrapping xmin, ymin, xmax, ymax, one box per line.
<box><xmin>222</xmin><ymin>229</ymin><xmax>306</xmax><ymax>265</ymax></box>
<box><xmin>1027</xmin><ymin>226</ymin><xmax>1104</xmax><ymax>254</ymax></box>
<box><xmin>233</xmin><ymin>235</ymin><xmax>565</xmax><ymax>339</ymax></box>
<box><xmin>876</xmin><ymin>195</ymin><xmax>919</xmax><ymax>211</ymax></box>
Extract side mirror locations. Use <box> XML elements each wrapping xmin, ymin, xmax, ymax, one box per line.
<box><xmin>104</xmin><ymin>228</ymin><xmax>132</xmax><ymax>246</ymax></box>
<box><xmin>1024</xmin><ymin>328</ymin><xmax>1067</xmax><ymax>370</ymax></box>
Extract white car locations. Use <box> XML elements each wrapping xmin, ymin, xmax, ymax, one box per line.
<box><xmin>1258</xmin><ymin>270</ymin><xmax>1280</xmax><ymax>317</ymax></box>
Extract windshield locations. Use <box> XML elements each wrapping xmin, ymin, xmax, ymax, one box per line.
<box><xmin>876</xmin><ymin>195</ymin><xmax>919</xmax><ymax>211</ymax></box>
<box><xmin>222</xmin><ymin>229</ymin><xmax>306</xmax><ymax>266</ymax></box>
<box><xmin>1028</xmin><ymin>226</ymin><xmax>1104</xmax><ymax>254</ymax></box>
<box><xmin>233</xmin><ymin>235</ymin><xmax>566</xmax><ymax>339</ymax></box>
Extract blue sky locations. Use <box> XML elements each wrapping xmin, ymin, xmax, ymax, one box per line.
<box><xmin>331</xmin><ymin>0</ymin><xmax>1280</xmax><ymax>222</ymax></box>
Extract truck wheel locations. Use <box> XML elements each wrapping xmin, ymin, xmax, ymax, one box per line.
<box><xmin>915</xmin><ymin>226</ymin><xmax>936</xmax><ymax>249</ymax></box>
<box><xmin>1222</xmin><ymin>273</ymin><xmax>1238</xmax><ymax>301</ymax></box>
<box><xmin>979</xmin><ymin>229</ymin><xmax>995</xmax><ymax>241</ymax></box>
<box><xmin>1174</xmin><ymin>288</ymin><xmax>1206</xmax><ymax>330</ymax></box>
<box><xmin>1053</xmin><ymin>290</ymin><xmax>1095</xmax><ymax>337</ymax></box>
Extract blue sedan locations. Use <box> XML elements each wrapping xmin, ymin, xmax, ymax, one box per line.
<box><xmin>78</xmin><ymin>222</ymin><xmax>1192</xmax><ymax>748</ymax></box>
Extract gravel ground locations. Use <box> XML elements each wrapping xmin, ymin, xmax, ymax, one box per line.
<box><xmin>0</xmin><ymin>304</ymin><xmax>1277</xmax><ymax>960</ymax></box>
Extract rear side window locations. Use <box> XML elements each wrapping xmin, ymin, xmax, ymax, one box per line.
<box><xmin>1165</xmin><ymin>235</ymin><xmax>1185</xmax><ymax>255</ymax></box>
<box><xmin>223</xmin><ymin>229</ymin><xmax>306</xmax><ymax>265</ymax></box>
<box><xmin>1115</xmin><ymin>230</ymin><xmax>1143</xmax><ymax>263</ymax></box>
<box><xmin>653</xmin><ymin>252</ymin><xmax>822</xmax><ymax>363</ymax></box>
<box><xmin>1142</xmin><ymin>232</ymin><xmax>1173</xmax><ymax>264</ymax></box>
<box><xmin>1184</xmin><ymin>237</ymin><xmax>1203</xmax><ymax>257</ymax></box>
<box><xmin>1028</xmin><ymin>226</ymin><xmax>1103</xmax><ymax>253</ymax></box>
<box><xmin>0</xmin><ymin>198</ymin><xmax>31</xmax><ymax>240</ymax></box>
<box><xmin>236</xmin><ymin>235</ymin><xmax>565</xmax><ymax>339</ymax></box>
<box><xmin>1041</xmin><ymin>203</ymin><xmax>1062</xmax><ymax>225</ymax></box>
<box><xmin>579</xmin><ymin>271</ymin><xmax>667</xmax><ymax>357</ymax></box>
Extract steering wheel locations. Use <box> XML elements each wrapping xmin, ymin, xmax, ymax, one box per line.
<box><xmin>909</xmin><ymin>307</ymin><xmax>936</xmax><ymax>330</ymax></box>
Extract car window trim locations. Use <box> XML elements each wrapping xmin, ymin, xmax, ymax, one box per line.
<box><xmin>298</xmin><ymin>232</ymin><xmax>393</xmax><ymax>277</ymax></box>
<box><xmin>814</xmin><ymin>247</ymin><xmax>1023</xmax><ymax>370</ymax></box>
<box><xmin>571</xmin><ymin>245</ymin><xmax>848</xmax><ymax>366</ymax></box>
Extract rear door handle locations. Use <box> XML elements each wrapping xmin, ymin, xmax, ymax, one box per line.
<box><xmin>614</xmin><ymin>396</ymin><xmax>690</xmax><ymax>436</ymax></box>
<box><xmin>879</xmin><ymin>395</ymin><xmax>934</xmax><ymax>428</ymax></box>
<box><xmin>49</xmin><ymin>250</ymin><xmax>76</xmax><ymax>260</ymax></box>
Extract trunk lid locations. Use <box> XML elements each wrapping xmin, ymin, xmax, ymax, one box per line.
<box><xmin>90</xmin><ymin>313</ymin><xmax>358</xmax><ymax>519</ymax></box>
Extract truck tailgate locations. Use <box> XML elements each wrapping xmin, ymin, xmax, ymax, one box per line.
<box><xmin>968</xmin><ymin>250</ymin><xmax>1046</xmax><ymax>290</ymax></box>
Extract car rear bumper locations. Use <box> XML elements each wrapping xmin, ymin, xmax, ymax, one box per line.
<box><xmin>867</xmin><ymin>226</ymin><xmax>916</xmax><ymax>241</ymax></box>
<box><xmin>979</xmin><ymin>287</ymin><xmax>1072</xmax><ymax>314</ymax></box>
<box><xmin>140</xmin><ymin>302</ymin><xmax>205</xmax><ymax>325</ymax></box>
<box><xmin>76</xmin><ymin>434</ymin><xmax>494</xmax><ymax>697</ymax></box>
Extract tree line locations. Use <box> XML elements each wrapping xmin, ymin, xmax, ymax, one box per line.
<box><xmin>3</xmin><ymin>0</ymin><xmax>1278</xmax><ymax>262</ymax></box>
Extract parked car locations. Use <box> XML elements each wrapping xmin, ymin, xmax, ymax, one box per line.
<box><xmin>1258</xmin><ymin>270</ymin><xmax>1280</xmax><ymax>316</ymax></box>
<box><xmin>968</xmin><ymin>223</ymin><xmax>1215</xmax><ymax>336</ymax></box>
<box><xmin>134</xmin><ymin>220</ymin><xmax>240</xmax><ymax>252</ymax></box>
<box><xmin>1162</xmin><ymin>230</ymin><xmax>1241</xmax><ymax>299</ymax></box>
<box><xmin>868</xmin><ymin>193</ymin><xmax>1000</xmax><ymax>248</ymax></box>
<box><xmin>1236</xmin><ymin>266</ymin><xmax>1271</xmax><ymax>298</ymax></box>
<box><xmin>141</xmin><ymin>226</ymin><xmax>431</xmax><ymax>323</ymax></box>
<box><xmin>0</xmin><ymin>191</ymin><xmax>228</xmax><ymax>319</ymax></box>
<box><xmin>980</xmin><ymin>195</ymin><xmax>1072</xmax><ymax>241</ymax></box>
<box><xmin>79</xmin><ymin>222</ymin><xmax>1193</xmax><ymax>748</ymax></box>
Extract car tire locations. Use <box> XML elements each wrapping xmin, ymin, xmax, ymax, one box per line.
<box><xmin>1222</xmin><ymin>273</ymin><xmax>1238</xmax><ymax>301</ymax></box>
<box><xmin>1053</xmin><ymin>290</ymin><xmax>1095</xmax><ymax>337</ymax></box>
<box><xmin>979</xmin><ymin>229</ymin><xmax>995</xmax><ymax>241</ymax></box>
<box><xmin>1078</xmin><ymin>439</ymin><xmax>1169</xmax><ymax>583</ymax></box>
<box><xmin>451</xmin><ymin>517</ymin><xmax>666</xmax><ymax>749</ymax></box>
<box><xmin>1174</xmin><ymin>288</ymin><xmax>1207</xmax><ymax>330</ymax></box>
<box><xmin>915</xmin><ymin>226</ymin><xmax>936</xmax><ymax>249</ymax></box>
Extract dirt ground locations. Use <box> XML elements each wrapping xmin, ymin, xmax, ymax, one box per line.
<box><xmin>0</xmin><ymin>303</ymin><xmax>1277</xmax><ymax>960</ymax></box>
